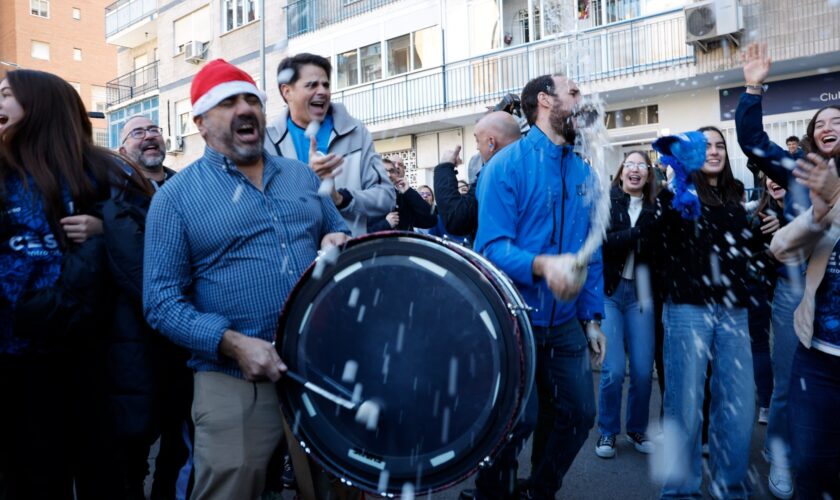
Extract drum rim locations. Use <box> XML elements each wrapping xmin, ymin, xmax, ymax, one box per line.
<box><xmin>274</xmin><ymin>231</ymin><xmax>533</xmax><ymax>495</ymax></box>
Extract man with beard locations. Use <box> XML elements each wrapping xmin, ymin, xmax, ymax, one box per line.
<box><xmin>265</xmin><ymin>53</ymin><xmax>394</xmax><ymax>236</ymax></box>
<box><xmin>119</xmin><ymin>116</ymin><xmax>176</xmax><ymax>188</ymax></box>
<box><xmin>143</xmin><ymin>59</ymin><xmax>350</xmax><ymax>500</ymax></box>
<box><xmin>93</xmin><ymin>116</ymin><xmax>192</xmax><ymax>499</ymax></box>
<box><xmin>472</xmin><ymin>74</ymin><xmax>606</xmax><ymax>499</ymax></box>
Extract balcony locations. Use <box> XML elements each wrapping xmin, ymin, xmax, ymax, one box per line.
<box><xmin>285</xmin><ymin>0</ymin><xmax>402</xmax><ymax>38</ymax></box>
<box><xmin>333</xmin><ymin>11</ymin><xmax>694</xmax><ymax>127</ymax></box>
<box><xmin>106</xmin><ymin>61</ymin><xmax>158</xmax><ymax>107</ymax></box>
<box><xmin>105</xmin><ymin>0</ymin><xmax>157</xmax><ymax>48</ymax></box>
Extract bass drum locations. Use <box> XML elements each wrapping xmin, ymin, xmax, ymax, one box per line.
<box><xmin>275</xmin><ymin>231</ymin><xmax>534</xmax><ymax>496</ymax></box>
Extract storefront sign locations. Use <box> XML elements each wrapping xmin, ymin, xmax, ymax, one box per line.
<box><xmin>719</xmin><ymin>71</ymin><xmax>840</xmax><ymax>121</ymax></box>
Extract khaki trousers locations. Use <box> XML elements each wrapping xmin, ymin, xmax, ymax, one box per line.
<box><xmin>190</xmin><ymin>371</ymin><xmax>284</xmax><ymax>500</ymax></box>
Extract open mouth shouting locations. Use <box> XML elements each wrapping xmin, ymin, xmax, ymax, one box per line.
<box><xmin>309</xmin><ymin>98</ymin><xmax>329</xmax><ymax>120</ymax></box>
<box><xmin>233</xmin><ymin>116</ymin><xmax>261</xmax><ymax>144</ymax></box>
<box><xmin>818</xmin><ymin>132</ymin><xmax>837</xmax><ymax>153</ymax></box>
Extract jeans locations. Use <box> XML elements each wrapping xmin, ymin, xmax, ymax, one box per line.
<box><xmin>766</xmin><ymin>276</ymin><xmax>804</xmax><ymax>468</ymax></box>
<box><xmin>789</xmin><ymin>344</ymin><xmax>840</xmax><ymax>500</ymax></box>
<box><xmin>597</xmin><ymin>278</ymin><xmax>655</xmax><ymax>436</ymax></box>
<box><xmin>475</xmin><ymin>320</ymin><xmax>595</xmax><ymax>500</ymax></box>
<box><xmin>747</xmin><ymin>283</ymin><xmax>773</xmax><ymax>408</ymax></box>
<box><xmin>660</xmin><ymin>303</ymin><xmax>754</xmax><ymax>499</ymax></box>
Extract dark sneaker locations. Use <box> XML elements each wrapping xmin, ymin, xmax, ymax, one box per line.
<box><xmin>626</xmin><ymin>432</ymin><xmax>655</xmax><ymax>454</ymax></box>
<box><xmin>281</xmin><ymin>454</ymin><xmax>296</xmax><ymax>490</ymax></box>
<box><xmin>595</xmin><ymin>434</ymin><xmax>616</xmax><ymax>458</ymax></box>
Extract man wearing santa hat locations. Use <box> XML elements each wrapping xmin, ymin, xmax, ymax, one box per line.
<box><xmin>142</xmin><ymin>59</ymin><xmax>350</xmax><ymax>500</ymax></box>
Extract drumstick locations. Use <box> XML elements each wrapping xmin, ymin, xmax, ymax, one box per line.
<box><xmin>285</xmin><ymin>370</ymin><xmax>357</xmax><ymax>410</ymax></box>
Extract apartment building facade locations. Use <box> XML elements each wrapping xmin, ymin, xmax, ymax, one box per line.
<box><xmin>106</xmin><ymin>0</ymin><xmax>840</xmax><ymax>187</ymax></box>
<box><xmin>1</xmin><ymin>0</ymin><xmax>118</xmax><ymax>146</ymax></box>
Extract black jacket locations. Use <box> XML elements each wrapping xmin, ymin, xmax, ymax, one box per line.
<box><xmin>433</xmin><ymin>162</ymin><xmax>477</xmax><ymax>238</ymax></box>
<box><xmin>102</xmin><ymin>195</ymin><xmax>192</xmax><ymax>441</ymax></box>
<box><xmin>368</xmin><ymin>187</ymin><xmax>437</xmax><ymax>232</ymax></box>
<box><xmin>603</xmin><ymin>186</ymin><xmax>660</xmax><ymax>297</ymax></box>
<box><xmin>657</xmin><ymin>188</ymin><xmax>761</xmax><ymax>307</ymax></box>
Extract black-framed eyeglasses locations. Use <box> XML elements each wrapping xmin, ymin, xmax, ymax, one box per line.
<box><xmin>124</xmin><ymin>126</ymin><xmax>163</xmax><ymax>142</ymax></box>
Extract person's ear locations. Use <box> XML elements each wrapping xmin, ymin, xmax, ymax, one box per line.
<box><xmin>489</xmin><ymin>139</ymin><xmax>495</xmax><ymax>151</ymax></box>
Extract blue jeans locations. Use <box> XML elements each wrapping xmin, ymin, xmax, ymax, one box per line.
<box><xmin>597</xmin><ymin>278</ymin><xmax>655</xmax><ymax>436</ymax></box>
<box><xmin>766</xmin><ymin>276</ymin><xmax>804</xmax><ymax>468</ymax></box>
<box><xmin>789</xmin><ymin>344</ymin><xmax>840</xmax><ymax>499</ymax></box>
<box><xmin>660</xmin><ymin>303</ymin><xmax>754</xmax><ymax>499</ymax></box>
<box><xmin>475</xmin><ymin>319</ymin><xmax>595</xmax><ymax>500</ymax></box>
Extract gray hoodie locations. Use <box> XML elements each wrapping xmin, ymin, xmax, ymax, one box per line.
<box><xmin>265</xmin><ymin>102</ymin><xmax>395</xmax><ymax>236</ymax></box>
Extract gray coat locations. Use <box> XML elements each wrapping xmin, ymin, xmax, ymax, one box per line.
<box><xmin>265</xmin><ymin>102</ymin><xmax>395</xmax><ymax>236</ymax></box>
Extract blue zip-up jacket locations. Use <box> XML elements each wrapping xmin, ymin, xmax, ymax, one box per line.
<box><xmin>735</xmin><ymin>92</ymin><xmax>810</xmax><ymax>222</ymax></box>
<box><xmin>475</xmin><ymin>125</ymin><xmax>604</xmax><ymax>328</ymax></box>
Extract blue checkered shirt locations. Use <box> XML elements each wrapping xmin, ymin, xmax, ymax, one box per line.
<box><xmin>143</xmin><ymin>146</ymin><xmax>349</xmax><ymax>378</ymax></box>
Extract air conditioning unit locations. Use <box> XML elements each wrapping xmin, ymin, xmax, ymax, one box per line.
<box><xmin>684</xmin><ymin>0</ymin><xmax>743</xmax><ymax>51</ymax></box>
<box><xmin>184</xmin><ymin>40</ymin><xmax>207</xmax><ymax>64</ymax></box>
<box><xmin>165</xmin><ymin>135</ymin><xmax>184</xmax><ymax>154</ymax></box>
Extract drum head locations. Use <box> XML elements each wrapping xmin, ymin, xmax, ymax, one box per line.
<box><xmin>276</xmin><ymin>233</ymin><xmax>527</xmax><ymax>495</ymax></box>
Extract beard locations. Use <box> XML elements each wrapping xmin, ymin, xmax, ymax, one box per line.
<box><xmin>215</xmin><ymin>113</ymin><xmax>265</xmax><ymax>166</ymax></box>
<box><xmin>549</xmin><ymin>106</ymin><xmax>577</xmax><ymax>144</ymax></box>
<box><xmin>129</xmin><ymin>142</ymin><xmax>165</xmax><ymax>171</ymax></box>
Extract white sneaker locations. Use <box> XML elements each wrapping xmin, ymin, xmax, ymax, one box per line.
<box><xmin>758</xmin><ymin>407</ymin><xmax>769</xmax><ymax>425</ymax></box>
<box><xmin>768</xmin><ymin>464</ymin><xmax>794</xmax><ymax>499</ymax></box>
<box><xmin>595</xmin><ymin>434</ymin><xmax>616</xmax><ymax>458</ymax></box>
<box><xmin>625</xmin><ymin>432</ymin><xmax>655</xmax><ymax>454</ymax></box>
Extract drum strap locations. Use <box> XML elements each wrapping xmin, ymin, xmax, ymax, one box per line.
<box><xmin>283</xmin><ymin>417</ymin><xmax>318</xmax><ymax>500</ymax></box>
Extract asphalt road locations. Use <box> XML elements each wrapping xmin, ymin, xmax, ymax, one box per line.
<box><xmin>148</xmin><ymin>371</ymin><xmax>776</xmax><ymax>499</ymax></box>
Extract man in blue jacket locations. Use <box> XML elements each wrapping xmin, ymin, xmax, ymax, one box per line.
<box><xmin>474</xmin><ymin>74</ymin><xmax>606</xmax><ymax>499</ymax></box>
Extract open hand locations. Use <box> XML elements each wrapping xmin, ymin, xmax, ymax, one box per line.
<box><xmin>741</xmin><ymin>42</ymin><xmax>771</xmax><ymax>86</ymax></box>
<box><xmin>794</xmin><ymin>154</ymin><xmax>840</xmax><ymax>205</ymax></box>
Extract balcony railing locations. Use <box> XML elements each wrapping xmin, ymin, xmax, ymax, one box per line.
<box><xmin>285</xmin><ymin>0</ymin><xmax>402</xmax><ymax>38</ymax></box>
<box><xmin>105</xmin><ymin>0</ymin><xmax>156</xmax><ymax>38</ymax></box>
<box><xmin>333</xmin><ymin>13</ymin><xmax>694</xmax><ymax>126</ymax></box>
<box><xmin>106</xmin><ymin>61</ymin><xmax>158</xmax><ymax>107</ymax></box>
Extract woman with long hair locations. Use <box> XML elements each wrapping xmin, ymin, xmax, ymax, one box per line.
<box><xmin>657</xmin><ymin>126</ymin><xmax>759</xmax><ymax>499</ymax></box>
<box><xmin>594</xmin><ymin>151</ymin><xmax>659</xmax><ymax>459</ymax></box>
<box><xmin>0</xmin><ymin>69</ymin><xmax>151</xmax><ymax>499</ymax></box>
<box><xmin>737</xmin><ymin>41</ymin><xmax>840</xmax><ymax>498</ymax></box>
<box><xmin>747</xmin><ymin>174</ymin><xmax>786</xmax><ymax>424</ymax></box>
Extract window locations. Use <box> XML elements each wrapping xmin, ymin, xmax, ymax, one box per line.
<box><xmin>31</xmin><ymin>40</ymin><xmax>50</xmax><ymax>60</ymax></box>
<box><xmin>387</xmin><ymin>35</ymin><xmax>410</xmax><ymax>77</ymax></box>
<box><xmin>412</xmin><ymin>26</ymin><xmax>441</xmax><ymax>71</ymax></box>
<box><xmin>91</xmin><ymin>86</ymin><xmax>106</xmax><ymax>113</ymax></box>
<box><xmin>73</xmin><ymin>48</ymin><xmax>82</xmax><ymax>61</ymax></box>
<box><xmin>605</xmin><ymin>105</ymin><xmax>658</xmax><ymax>129</ymax></box>
<box><xmin>223</xmin><ymin>0</ymin><xmax>258</xmax><ymax>33</ymax></box>
<box><xmin>30</xmin><ymin>0</ymin><xmax>49</xmax><ymax>17</ymax></box>
<box><xmin>174</xmin><ymin>7</ymin><xmax>210</xmax><ymax>54</ymax></box>
<box><xmin>94</xmin><ymin>129</ymin><xmax>109</xmax><ymax>147</ymax></box>
<box><xmin>359</xmin><ymin>43</ymin><xmax>381</xmax><ymax>84</ymax></box>
<box><xmin>336</xmin><ymin>50</ymin><xmax>359</xmax><ymax>88</ymax></box>
<box><xmin>72</xmin><ymin>7</ymin><xmax>81</xmax><ymax>20</ymax></box>
<box><xmin>175</xmin><ymin>99</ymin><xmax>197</xmax><ymax>136</ymax></box>
<box><xmin>386</xmin><ymin>26</ymin><xmax>440</xmax><ymax>77</ymax></box>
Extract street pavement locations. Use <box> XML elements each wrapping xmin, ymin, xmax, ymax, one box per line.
<box><xmin>148</xmin><ymin>371</ymin><xmax>776</xmax><ymax>499</ymax></box>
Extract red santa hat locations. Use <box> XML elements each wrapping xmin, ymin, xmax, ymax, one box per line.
<box><xmin>190</xmin><ymin>59</ymin><xmax>267</xmax><ymax>116</ymax></box>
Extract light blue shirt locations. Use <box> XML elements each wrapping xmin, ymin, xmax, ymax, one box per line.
<box><xmin>143</xmin><ymin>146</ymin><xmax>349</xmax><ymax>378</ymax></box>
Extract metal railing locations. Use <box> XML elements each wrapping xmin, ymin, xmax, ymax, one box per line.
<box><xmin>106</xmin><ymin>61</ymin><xmax>159</xmax><ymax>107</ymax></box>
<box><xmin>285</xmin><ymin>0</ymin><xmax>402</xmax><ymax>38</ymax></box>
<box><xmin>105</xmin><ymin>0</ymin><xmax>156</xmax><ymax>38</ymax></box>
<box><xmin>332</xmin><ymin>13</ymin><xmax>694</xmax><ymax>126</ymax></box>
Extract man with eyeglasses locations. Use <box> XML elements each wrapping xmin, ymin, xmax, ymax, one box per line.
<box><xmin>97</xmin><ymin>115</ymin><xmax>192</xmax><ymax>499</ymax></box>
<box><xmin>119</xmin><ymin>115</ymin><xmax>176</xmax><ymax>188</ymax></box>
